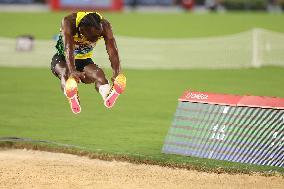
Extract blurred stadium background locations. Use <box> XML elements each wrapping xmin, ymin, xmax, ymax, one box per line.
<box><xmin>0</xmin><ymin>0</ymin><xmax>284</xmax><ymax>174</ymax></box>
<box><xmin>0</xmin><ymin>0</ymin><xmax>284</xmax><ymax>12</ymax></box>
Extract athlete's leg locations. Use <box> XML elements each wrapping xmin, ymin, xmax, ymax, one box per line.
<box><xmin>81</xmin><ymin>64</ymin><xmax>108</xmax><ymax>89</ymax></box>
<box><xmin>81</xmin><ymin>64</ymin><xmax>111</xmax><ymax>99</ymax></box>
<box><xmin>51</xmin><ymin>54</ymin><xmax>81</xmax><ymax>114</ymax></box>
<box><xmin>81</xmin><ymin>63</ymin><xmax>126</xmax><ymax>108</ymax></box>
<box><xmin>50</xmin><ymin>54</ymin><xmax>68</xmax><ymax>92</ymax></box>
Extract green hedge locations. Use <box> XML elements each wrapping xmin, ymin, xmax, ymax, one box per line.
<box><xmin>222</xmin><ymin>0</ymin><xmax>267</xmax><ymax>10</ymax></box>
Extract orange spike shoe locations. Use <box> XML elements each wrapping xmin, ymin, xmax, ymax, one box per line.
<box><xmin>65</xmin><ymin>77</ymin><xmax>81</xmax><ymax>114</ymax></box>
<box><xmin>104</xmin><ymin>73</ymin><xmax>126</xmax><ymax>109</ymax></box>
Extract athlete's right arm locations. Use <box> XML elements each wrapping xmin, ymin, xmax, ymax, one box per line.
<box><xmin>61</xmin><ymin>16</ymin><xmax>84</xmax><ymax>82</ymax></box>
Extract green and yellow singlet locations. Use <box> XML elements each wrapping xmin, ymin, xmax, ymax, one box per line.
<box><xmin>73</xmin><ymin>12</ymin><xmax>103</xmax><ymax>59</ymax></box>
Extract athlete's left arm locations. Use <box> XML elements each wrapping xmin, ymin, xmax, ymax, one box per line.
<box><xmin>102</xmin><ymin>19</ymin><xmax>121</xmax><ymax>82</ymax></box>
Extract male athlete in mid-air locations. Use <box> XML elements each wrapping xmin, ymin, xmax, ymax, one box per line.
<box><xmin>50</xmin><ymin>12</ymin><xmax>126</xmax><ymax>114</ymax></box>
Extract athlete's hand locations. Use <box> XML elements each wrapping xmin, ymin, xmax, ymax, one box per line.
<box><xmin>70</xmin><ymin>71</ymin><xmax>85</xmax><ymax>83</ymax></box>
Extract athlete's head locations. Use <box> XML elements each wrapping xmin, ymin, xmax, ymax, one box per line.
<box><xmin>78</xmin><ymin>13</ymin><xmax>103</xmax><ymax>42</ymax></box>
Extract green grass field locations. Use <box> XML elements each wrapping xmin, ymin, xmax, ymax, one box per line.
<box><xmin>0</xmin><ymin>11</ymin><xmax>284</xmax><ymax>174</ymax></box>
<box><xmin>1</xmin><ymin>12</ymin><xmax>284</xmax><ymax>39</ymax></box>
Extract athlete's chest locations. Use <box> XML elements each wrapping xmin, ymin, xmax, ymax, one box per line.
<box><xmin>73</xmin><ymin>34</ymin><xmax>94</xmax><ymax>44</ymax></box>
<box><xmin>73</xmin><ymin>38</ymin><xmax>96</xmax><ymax>54</ymax></box>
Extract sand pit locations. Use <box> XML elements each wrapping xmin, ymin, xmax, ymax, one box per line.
<box><xmin>0</xmin><ymin>149</ymin><xmax>283</xmax><ymax>189</ymax></box>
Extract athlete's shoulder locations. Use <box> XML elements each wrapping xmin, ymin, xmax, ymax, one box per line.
<box><xmin>61</xmin><ymin>13</ymin><xmax>77</xmax><ymax>35</ymax></box>
<box><xmin>62</xmin><ymin>13</ymin><xmax>77</xmax><ymax>25</ymax></box>
<box><xmin>63</xmin><ymin>13</ymin><xmax>77</xmax><ymax>22</ymax></box>
<box><xmin>101</xmin><ymin>19</ymin><xmax>115</xmax><ymax>40</ymax></box>
<box><xmin>101</xmin><ymin>18</ymin><xmax>112</xmax><ymax>30</ymax></box>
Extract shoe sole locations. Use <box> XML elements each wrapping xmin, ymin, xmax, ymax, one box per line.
<box><xmin>65</xmin><ymin>78</ymin><xmax>81</xmax><ymax>114</ymax></box>
<box><xmin>113</xmin><ymin>73</ymin><xmax>126</xmax><ymax>94</ymax></box>
<box><xmin>104</xmin><ymin>73</ymin><xmax>126</xmax><ymax>108</ymax></box>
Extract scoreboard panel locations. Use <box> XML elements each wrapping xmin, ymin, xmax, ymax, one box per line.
<box><xmin>162</xmin><ymin>91</ymin><xmax>284</xmax><ymax>168</ymax></box>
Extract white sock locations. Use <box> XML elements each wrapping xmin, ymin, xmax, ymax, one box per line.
<box><xmin>99</xmin><ymin>84</ymin><xmax>111</xmax><ymax>100</ymax></box>
<box><xmin>63</xmin><ymin>87</ymin><xmax>67</xmax><ymax>96</ymax></box>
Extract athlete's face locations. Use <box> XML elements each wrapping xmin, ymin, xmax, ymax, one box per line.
<box><xmin>80</xmin><ymin>24</ymin><xmax>103</xmax><ymax>42</ymax></box>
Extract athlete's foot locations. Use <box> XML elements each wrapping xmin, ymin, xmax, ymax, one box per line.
<box><xmin>65</xmin><ymin>77</ymin><xmax>81</xmax><ymax>114</ymax></box>
<box><xmin>104</xmin><ymin>73</ymin><xmax>126</xmax><ymax>108</ymax></box>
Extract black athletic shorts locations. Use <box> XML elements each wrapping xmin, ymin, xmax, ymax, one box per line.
<box><xmin>51</xmin><ymin>54</ymin><xmax>96</xmax><ymax>76</ymax></box>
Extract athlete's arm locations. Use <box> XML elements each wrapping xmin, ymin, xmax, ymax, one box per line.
<box><xmin>61</xmin><ymin>15</ymin><xmax>84</xmax><ymax>82</ymax></box>
<box><xmin>101</xmin><ymin>19</ymin><xmax>121</xmax><ymax>82</ymax></box>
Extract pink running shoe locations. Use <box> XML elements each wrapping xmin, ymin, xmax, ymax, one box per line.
<box><xmin>65</xmin><ymin>77</ymin><xmax>81</xmax><ymax>114</ymax></box>
<box><xmin>104</xmin><ymin>73</ymin><xmax>126</xmax><ymax>108</ymax></box>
